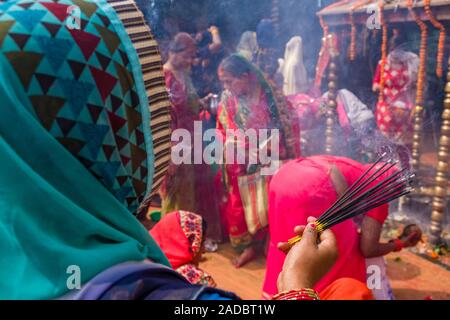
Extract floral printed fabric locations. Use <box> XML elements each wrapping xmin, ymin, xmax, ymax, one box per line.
<box><xmin>178</xmin><ymin>210</ymin><xmax>203</xmax><ymax>256</ymax></box>
<box><xmin>176</xmin><ymin>264</ymin><xmax>217</xmax><ymax>287</ymax></box>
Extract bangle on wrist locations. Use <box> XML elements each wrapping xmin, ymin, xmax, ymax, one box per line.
<box><xmin>271</xmin><ymin>288</ymin><xmax>319</xmax><ymax>300</ymax></box>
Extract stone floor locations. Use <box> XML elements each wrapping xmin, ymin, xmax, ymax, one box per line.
<box><xmin>200</xmin><ymin>243</ymin><xmax>450</xmax><ymax>300</ymax></box>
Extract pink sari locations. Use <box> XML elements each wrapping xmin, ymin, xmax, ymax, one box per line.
<box><xmin>216</xmin><ymin>88</ymin><xmax>301</xmax><ymax>250</ymax></box>
<box><xmin>263</xmin><ymin>156</ymin><xmax>368</xmax><ymax>298</ymax></box>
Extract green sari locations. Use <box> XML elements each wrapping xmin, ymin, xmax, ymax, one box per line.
<box><xmin>0</xmin><ymin>0</ymin><xmax>170</xmax><ymax>299</ymax></box>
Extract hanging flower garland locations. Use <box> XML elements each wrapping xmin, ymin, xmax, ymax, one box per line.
<box><xmin>378</xmin><ymin>0</ymin><xmax>388</xmax><ymax>104</ymax></box>
<box><xmin>314</xmin><ymin>0</ymin><xmax>354</xmax><ymax>88</ymax></box>
<box><xmin>348</xmin><ymin>0</ymin><xmax>374</xmax><ymax>61</ymax></box>
<box><xmin>408</xmin><ymin>0</ymin><xmax>428</xmax><ymax>106</ymax></box>
<box><xmin>424</xmin><ymin>0</ymin><xmax>445</xmax><ymax>78</ymax></box>
<box><xmin>349</xmin><ymin>10</ymin><xmax>356</xmax><ymax>60</ymax></box>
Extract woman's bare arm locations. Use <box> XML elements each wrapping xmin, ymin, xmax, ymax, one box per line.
<box><xmin>208</xmin><ymin>26</ymin><xmax>222</xmax><ymax>53</ymax></box>
<box><xmin>360</xmin><ymin>216</ymin><xmax>397</xmax><ymax>258</ymax></box>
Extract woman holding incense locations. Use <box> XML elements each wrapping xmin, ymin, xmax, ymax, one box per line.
<box><xmin>216</xmin><ymin>54</ymin><xmax>301</xmax><ymax>268</ymax></box>
<box><xmin>1</xmin><ymin>0</ymin><xmax>361</xmax><ymax>301</ymax></box>
<box><xmin>262</xmin><ymin>155</ymin><xmax>419</xmax><ymax>299</ymax></box>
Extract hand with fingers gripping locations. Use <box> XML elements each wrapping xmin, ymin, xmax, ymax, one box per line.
<box><xmin>277</xmin><ymin>217</ymin><xmax>339</xmax><ymax>291</ymax></box>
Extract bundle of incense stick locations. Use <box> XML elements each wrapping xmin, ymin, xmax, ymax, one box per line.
<box><xmin>287</xmin><ymin>153</ymin><xmax>415</xmax><ymax>247</ymax></box>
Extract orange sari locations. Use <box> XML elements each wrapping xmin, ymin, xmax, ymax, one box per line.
<box><xmin>320</xmin><ymin>278</ymin><xmax>374</xmax><ymax>300</ymax></box>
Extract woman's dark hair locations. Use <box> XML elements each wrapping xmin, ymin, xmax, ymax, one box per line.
<box><xmin>169</xmin><ymin>32</ymin><xmax>195</xmax><ymax>53</ymax></box>
<box><xmin>197</xmin><ymin>31</ymin><xmax>212</xmax><ymax>48</ymax></box>
<box><xmin>218</xmin><ymin>54</ymin><xmax>252</xmax><ymax>77</ymax></box>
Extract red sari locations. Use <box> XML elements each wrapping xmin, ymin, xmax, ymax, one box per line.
<box><xmin>216</xmin><ymin>91</ymin><xmax>271</xmax><ymax>250</ymax></box>
<box><xmin>263</xmin><ymin>155</ymin><xmax>388</xmax><ymax>298</ymax></box>
<box><xmin>216</xmin><ymin>90</ymin><xmax>301</xmax><ymax>250</ymax></box>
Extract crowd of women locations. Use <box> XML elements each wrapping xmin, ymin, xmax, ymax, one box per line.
<box><xmin>153</xmin><ymin>16</ymin><xmax>423</xmax><ymax>300</ymax></box>
<box><xmin>0</xmin><ymin>0</ymin><xmax>422</xmax><ymax>300</ymax></box>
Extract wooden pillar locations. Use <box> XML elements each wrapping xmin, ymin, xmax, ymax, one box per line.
<box><xmin>408</xmin><ymin>0</ymin><xmax>428</xmax><ymax>172</ymax></box>
<box><xmin>325</xmin><ymin>34</ymin><xmax>338</xmax><ymax>154</ymax></box>
<box><xmin>429</xmin><ymin>58</ymin><xmax>450</xmax><ymax>244</ymax></box>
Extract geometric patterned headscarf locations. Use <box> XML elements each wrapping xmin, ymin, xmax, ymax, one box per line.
<box><xmin>0</xmin><ymin>0</ymin><xmax>171</xmax><ymax>213</ymax></box>
<box><xmin>0</xmin><ymin>0</ymin><xmax>172</xmax><ymax>299</ymax></box>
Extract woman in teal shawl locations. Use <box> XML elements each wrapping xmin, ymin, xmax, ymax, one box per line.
<box><xmin>0</xmin><ymin>0</ymin><xmax>175</xmax><ymax>299</ymax></box>
<box><xmin>0</xmin><ymin>0</ymin><xmax>344</xmax><ymax>301</ymax></box>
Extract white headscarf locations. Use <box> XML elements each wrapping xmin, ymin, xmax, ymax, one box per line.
<box><xmin>278</xmin><ymin>36</ymin><xmax>308</xmax><ymax>95</ymax></box>
<box><xmin>236</xmin><ymin>31</ymin><xmax>258</xmax><ymax>62</ymax></box>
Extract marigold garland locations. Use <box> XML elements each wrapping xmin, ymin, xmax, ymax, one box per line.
<box><xmin>349</xmin><ymin>11</ymin><xmax>356</xmax><ymax>60</ymax></box>
<box><xmin>348</xmin><ymin>0</ymin><xmax>373</xmax><ymax>61</ymax></box>
<box><xmin>378</xmin><ymin>0</ymin><xmax>388</xmax><ymax>103</ymax></box>
<box><xmin>315</xmin><ymin>0</ymin><xmax>353</xmax><ymax>86</ymax></box>
<box><xmin>408</xmin><ymin>0</ymin><xmax>428</xmax><ymax>105</ymax></box>
<box><xmin>424</xmin><ymin>0</ymin><xmax>445</xmax><ymax>78</ymax></box>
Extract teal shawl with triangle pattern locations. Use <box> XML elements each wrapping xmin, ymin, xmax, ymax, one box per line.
<box><xmin>0</xmin><ymin>0</ymin><xmax>169</xmax><ymax>299</ymax></box>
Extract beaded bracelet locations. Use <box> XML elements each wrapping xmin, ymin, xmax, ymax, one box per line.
<box><xmin>272</xmin><ymin>288</ymin><xmax>319</xmax><ymax>300</ymax></box>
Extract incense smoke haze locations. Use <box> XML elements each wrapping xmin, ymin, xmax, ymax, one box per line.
<box><xmin>137</xmin><ymin>0</ymin><xmax>448</xmax><ymax>232</ymax></box>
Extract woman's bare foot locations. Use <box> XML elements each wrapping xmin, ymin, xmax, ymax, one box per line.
<box><xmin>232</xmin><ymin>246</ymin><xmax>257</xmax><ymax>268</ymax></box>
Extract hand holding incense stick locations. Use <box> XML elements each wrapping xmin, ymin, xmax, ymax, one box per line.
<box><xmin>287</xmin><ymin>153</ymin><xmax>414</xmax><ymax>248</ymax></box>
<box><xmin>278</xmin><ymin>218</ymin><xmax>338</xmax><ymax>291</ymax></box>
